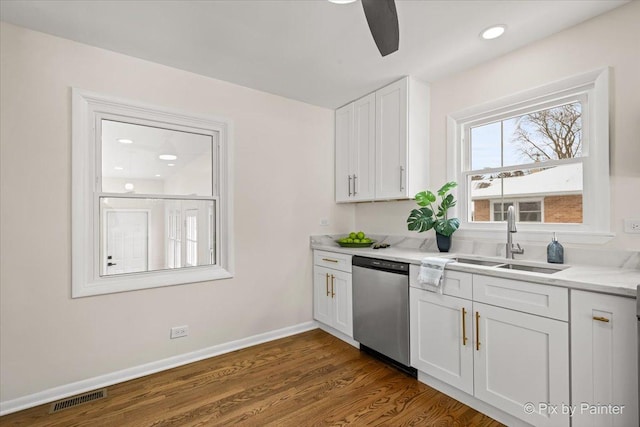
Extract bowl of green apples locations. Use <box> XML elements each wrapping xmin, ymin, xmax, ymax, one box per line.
<box><xmin>336</xmin><ymin>231</ymin><xmax>375</xmax><ymax>248</ymax></box>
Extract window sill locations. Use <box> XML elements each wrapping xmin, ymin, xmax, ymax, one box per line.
<box><xmin>454</xmin><ymin>226</ymin><xmax>615</xmax><ymax>245</ymax></box>
<box><xmin>72</xmin><ymin>266</ymin><xmax>233</xmax><ymax>298</ymax></box>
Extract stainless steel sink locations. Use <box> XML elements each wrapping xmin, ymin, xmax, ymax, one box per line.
<box><xmin>448</xmin><ymin>255</ymin><xmax>568</xmax><ymax>275</ymax></box>
<box><xmin>452</xmin><ymin>257</ymin><xmax>505</xmax><ymax>267</ymax></box>
<box><xmin>497</xmin><ymin>263</ymin><xmax>564</xmax><ymax>274</ymax></box>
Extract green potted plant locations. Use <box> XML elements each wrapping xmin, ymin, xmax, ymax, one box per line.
<box><xmin>406</xmin><ymin>181</ymin><xmax>460</xmax><ymax>252</ymax></box>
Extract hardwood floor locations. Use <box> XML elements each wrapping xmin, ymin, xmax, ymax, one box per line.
<box><xmin>1</xmin><ymin>329</ymin><xmax>503</xmax><ymax>426</ymax></box>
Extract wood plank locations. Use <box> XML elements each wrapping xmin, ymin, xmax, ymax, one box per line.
<box><xmin>0</xmin><ymin>329</ymin><xmax>504</xmax><ymax>426</ymax></box>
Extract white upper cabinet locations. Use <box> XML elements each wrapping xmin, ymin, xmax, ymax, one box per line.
<box><xmin>335</xmin><ymin>103</ymin><xmax>353</xmax><ymax>202</ymax></box>
<box><xmin>335</xmin><ymin>93</ymin><xmax>375</xmax><ymax>202</ymax></box>
<box><xmin>335</xmin><ymin>76</ymin><xmax>429</xmax><ymax>202</ymax></box>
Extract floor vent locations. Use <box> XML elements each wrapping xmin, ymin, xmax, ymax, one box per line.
<box><xmin>49</xmin><ymin>388</ymin><xmax>107</xmax><ymax>414</ymax></box>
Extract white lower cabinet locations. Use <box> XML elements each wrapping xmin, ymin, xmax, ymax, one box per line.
<box><xmin>313</xmin><ymin>251</ymin><xmax>353</xmax><ymax>338</ymax></box>
<box><xmin>570</xmin><ymin>290</ymin><xmax>638</xmax><ymax>427</ymax></box>
<box><xmin>410</xmin><ymin>288</ymin><xmax>473</xmax><ymax>394</ymax></box>
<box><xmin>411</xmin><ymin>273</ymin><xmax>570</xmax><ymax>427</ymax></box>
<box><xmin>474</xmin><ymin>302</ymin><xmax>569</xmax><ymax>427</ymax></box>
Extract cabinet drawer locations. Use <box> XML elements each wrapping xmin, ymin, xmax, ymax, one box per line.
<box><xmin>409</xmin><ymin>265</ymin><xmax>472</xmax><ymax>300</ymax></box>
<box><xmin>314</xmin><ymin>250</ymin><xmax>352</xmax><ymax>273</ymax></box>
<box><xmin>473</xmin><ymin>275</ymin><xmax>568</xmax><ymax>321</ymax></box>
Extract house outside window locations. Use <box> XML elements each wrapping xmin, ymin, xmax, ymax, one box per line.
<box><xmin>447</xmin><ymin>68</ymin><xmax>611</xmax><ymax>243</ymax></box>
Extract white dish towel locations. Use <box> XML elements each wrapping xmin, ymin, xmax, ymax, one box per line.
<box><xmin>418</xmin><ymin>257</ymin><xmax>453</xmax><ymax>293</ymax></box>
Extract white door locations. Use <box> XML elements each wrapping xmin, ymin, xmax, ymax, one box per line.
<box><xmin>105</xmin><ymin>210</ymin><xmax>149</xmax><ymax>275</ymax></box>
<box><xmin>473</xmin><ymin>302</ymin><xmax>570</xmax><ymax>427</ymax></box>
<box><xmin>185</xmin><ymin>208</ymin><xmax>198</xmax><ymax>267</ymax></box>
<box><xmin>410</xmin><ymin>288</ymin><xmax>473</xmax><ymax>394</ymax></box>
<box><xmin>375</xmin><ymin>78</ymin><xmax>407</xmax><ymax>200</ymax></box>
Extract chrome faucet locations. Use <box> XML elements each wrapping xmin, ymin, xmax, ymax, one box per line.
<box><xmin>506</xmin><ymin>205</ymin><xmax>524</xmax><ymax>259</ymax></box>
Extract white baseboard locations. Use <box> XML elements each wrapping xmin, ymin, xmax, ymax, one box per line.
<box><xmin>0</xmin><ymin>321</ymin><xmax>318</xmax><ymax>416</ymax></box>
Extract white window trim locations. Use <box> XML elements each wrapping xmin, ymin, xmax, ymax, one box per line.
<box><xmin>446</xmin><ymin>68</ymin><xmax>612</xmax><ymax>245</ymax></box>
<box><xmin>72</xmin><ymin>88</ymin><xmax>234</xmax><ymax>298</ymax></box>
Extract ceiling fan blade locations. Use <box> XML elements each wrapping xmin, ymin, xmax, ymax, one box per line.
<box><xmin>361</xmin><ymin>0</ymin><xmax>399</xmax><ymax>57</ymax></box>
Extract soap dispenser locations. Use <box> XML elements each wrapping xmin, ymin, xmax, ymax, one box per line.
<box><xmin>547</xmin><ymin>233</ymin><xmax>564</xmax><ymax>264</ymax></box>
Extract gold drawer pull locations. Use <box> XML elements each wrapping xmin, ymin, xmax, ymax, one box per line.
<box><xmin>475</xmin><ymin>311</ymin><xmax>481</xmax><ymax>351</ymax></box>
<box><xmin>593</xmin><ymin>316</ymin><xmax>610</xmax><ymax>323</ymax></box>
<box><xmin>331</xmin><ymin>275</ymin><xmax>335</xmax><ymax>298</ymax></box>
<box><xmin>461</xmin><ymin>307</ymin><xmax>468</xmax><ymax>346</ymax></box>
<box><xmin>322</xmin><ymin>258</ymin><xmax>339</xmax><ymax>263</ymax></box>
<box><xmin>326</xmin><ymin>274</ymin><xmax>330</xmax><ymax>296</ymax></box>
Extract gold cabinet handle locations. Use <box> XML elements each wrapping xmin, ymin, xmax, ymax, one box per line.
<box><xmin>325</xmin><ymin>273</ymin><xmax>330</xmax><ymax>296</ymax></box>
<box><xmin>475</xmin><ymin>311</ymin><xmax>481</xmax><ymax>351</ymax></box>
<box><xmin>593</xmin><ymin>316</ymin><xmax>610</xmax><ymax>323</ymax></box>
<box><xmin>461</xmin><ymin>307</ymin><xmax>468</xmax><ymax>346</ymax></box>
<box><xmin>322</xmin><ymin>258</ymin><xmax>339</xmax><ymax>263</ymax></box>
<box><xmin>331</xmin><ymin>275</ymin><xmax>335</xmax><ymax>298</ymax></box>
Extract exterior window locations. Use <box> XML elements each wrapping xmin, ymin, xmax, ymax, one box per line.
<box><xmin>467</xmin><ymin>100</ymin><xmax>584</xmax><ymax>225</ymax></box>
<box><xmin>492</xmin><ymin>202</ymin><xmax>514</xmax><ymax>222</ymax></box>
<box><xmin>448</xmin><ymin>68</ymin><xmax>610</xmax><ymax>241</ymax></box>
<box><xmin>488</xmin><ymin>200</ymin><xmax>542</xmax><ymax>223</ymax></box>
<box><xmin>72</xmin><ymin>89</ymin><xmax>233</xmax><ymax>297</ymax></box>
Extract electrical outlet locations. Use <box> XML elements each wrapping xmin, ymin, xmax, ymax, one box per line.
<box><xmin>624</xmin><ymin>219</ymin><xmax>640</xmax><ymax>234</ymax></box>
<box><xmin>170</xmin><ymin>325</ymin><xmax>189</xmax><ymax>339</ymax></box>
<box><xmin>320</xmin><ymin>218</ymin><xmax>330</xmax><ymax>226</ymax></box>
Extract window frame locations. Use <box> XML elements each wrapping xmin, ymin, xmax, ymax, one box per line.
<box><xmin>72</xmin><ymin>89</ymin><xmax>234</xmax><ymax>298</ymax></box>
<box><xmin>488</xmin><ymin>199</ymin><xmax>544</xmax><ymax>223</ymax></box>
<box><xmin>446</xmin><ymin>68</ymin><xmax>612</xmax><ymax>244</ymax></box>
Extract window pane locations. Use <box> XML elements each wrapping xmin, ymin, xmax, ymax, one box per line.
<box><xmin>470</xmin><ymin>101</ymin><xmax>582</xmax><ymax>171</ymax></box>
<box><xmin>505</xmin><ymin>101</ymin><xmax>582</xmax><ymax>165</ymax></box>
<box><xmin>469</xmin><ymin>163</ymin><xmax>583</xmax><ymax>224</ymax></box>
<box><xmin>519</xmin><ymin>201</ymin><xmax>540</xmax><ymax>211</ymax></box>
<box><xmin>101</xmin><ymin>120</ymin><xmax>215</xmax><ymax>196</ymax></box>
<box><xmin>470</xmin><ymin>122</ymin><xmax>501</xmax><ymax>170</ymax></box>
<box><xmin>520</xmin><ymin>212</ymin><xmax>541</xmax><ymax>222</ymax></box>
<box><xmin>99</xmin><ymin>197</ymin><xmax>215</xmax><ymax>276</ymax></box>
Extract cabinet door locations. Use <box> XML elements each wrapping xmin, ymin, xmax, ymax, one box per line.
<box><xmin>571</xmin><ymin>291</ymin><xmax>638</xmax><ymax>427</ymax></box>
<box><xmin>335</xmin><ymin>103</ymin><xmax>353</xmax><ymax>202</ymax></box>
<box><xmin>410</xmin><ymin>288</ymin><xmax>473</xmax><ymax>394</ymax></box>
<box><xmin>351</xmin><ymin>93</ymin><xmax>375</xmax><ymax>201</ymax></box>
<box><xmin>313</xmin><ymin>266</ymin><xmax>333</xmax><ymax>326</ymax></box>
<box><xmin>375</xmin><ymin>78</ymin><xmax>408</xmax><ymax>200</ymax></box>
<box><xmin>331</xmin><ymin>270</ymin><xmax>353</xmax><ymax>337</ymax></box>
<box><xmin>474</xmin><ymin>302</ymin><xmax>570</xmax><ymax>427</ymax></box>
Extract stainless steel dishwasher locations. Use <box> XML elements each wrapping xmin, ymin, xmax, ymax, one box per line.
<box><xmin>352</xmin><ymin>255</ymin><xmax>416</xmax><ymax>377</ymax></box>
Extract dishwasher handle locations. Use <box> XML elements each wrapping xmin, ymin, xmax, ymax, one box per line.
<box><xmin>352</xmin><ymin>255</ymin><xmax>409</xmax><ymax>275</ymax></box>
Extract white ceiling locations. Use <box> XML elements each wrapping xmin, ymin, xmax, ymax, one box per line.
<box><xmin>0</xmin><ymin>0</ymin><xmax>628</xmax><ymax>108</ymax></box>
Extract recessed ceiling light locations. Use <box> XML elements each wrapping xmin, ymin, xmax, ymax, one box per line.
<box><xmin>481</xmin><ymin>25</ymin><xmax>506</xmax><ymax>40</ymax></box>
<box><xmin>328</xmin><ymin>0</ymin><xmax>356</xmax><ymax>4</ymax></box>
<box><xmin>155</xmin><ymin>174</ymin><xmax>161</xmax><ymax>177</ymax></box>
<box><xmin>117</xmin><ymin>138</ymin><xmax>133</xmax><ymax>144</ymax></box>
<box><xmin>114</xmin><ymin>166</ymin><xmax>124</xmax><ymax>170</ymax></box>
<box><xmin>167</xmin><ymin>163</ymin><xmax>175</xmax><ymax>167</ymax></box>
<box><xmin>124</xmin><ymin>183</ymin><xmax>134</xmax><ymax>191</ymax></box>
<box><xmin>159</xmin><ymin>154</ymin><xmax>177</xmax><ymax>161</ymax></box>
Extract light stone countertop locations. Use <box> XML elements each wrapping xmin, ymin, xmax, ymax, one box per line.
<box><xmin>311</xmin><ymin>235</ymin><xmax>640</xmax><ymax>298</ymax></box>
